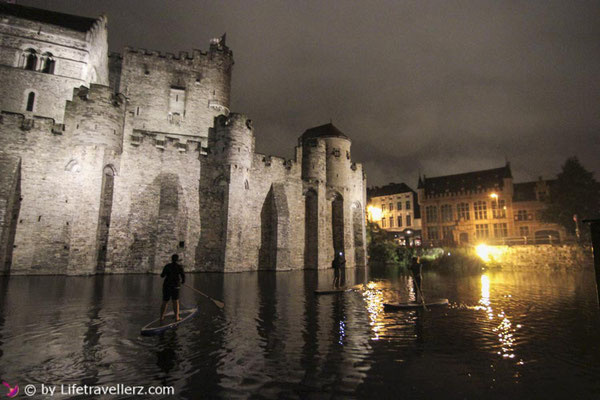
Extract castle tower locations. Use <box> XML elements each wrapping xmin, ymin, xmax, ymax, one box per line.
<box><xmin>116</xmin><ymin>35</ymin><xmax>234</xmax><ymax>151</ymax></box>
<box><xmin>300</xmin><ymin>123</ymin><xmax>366</xmax><ymax>269</ymax></box>
<box><xmin>62</xmin><ymin>84</ymin><xmax>125</xmax><ymax>274</ymax></box>
<box><xmin>198</xmin><ymin>113</ymin><xmax>255</xmax><ymax>271</ymax></box>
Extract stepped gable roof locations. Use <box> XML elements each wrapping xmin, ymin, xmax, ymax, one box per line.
<box><xmin>419</xmin><ymin>164</ymin><xmax>512</xmax><ymax>196</ymax></box>
<box><xmin>0</xmin><ymin>3</ymin><xmax>98</xmax><ymax>32</ymax></box>
<box><xmin>368</xmin><ymin>182</ymin><xmax>415</xmax><ymax>198</ymax></box>
<box><xmin>300</xmin><ymin>123</ymin><xmax>349</xmax><ymax>141</ymax></box>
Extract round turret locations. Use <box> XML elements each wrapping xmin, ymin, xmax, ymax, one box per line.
<box><xmin>204</xmin><ymin>35</ymin><xmax>234</xmax><ymax>114</ymax></box>
<box><xmin>300</xmin><ymin>123</ymin><xmax>352</xmax><ymax>187</ymax></box>
<box><xmin>212</xmin><ymin>113</ymin><xmax>254</xmax><ymax>169</ymax></box>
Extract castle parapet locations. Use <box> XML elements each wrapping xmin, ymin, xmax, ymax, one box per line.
<box><xmin>65</xmin><ymin>84</ymin><xmax>125</xmax><ymax>152</ymax></box>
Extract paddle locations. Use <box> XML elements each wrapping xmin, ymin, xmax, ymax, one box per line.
<box><xmin>183</xmin><ymin>283</ymin><xmax>225</xmax><ymax>309</ymax></box>
<box><xmin>415</xmin><ymin>282</ymin><xmax>428</xmax><ymax>311</ymax></box>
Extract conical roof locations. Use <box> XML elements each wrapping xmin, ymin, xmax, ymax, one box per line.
<box><xmin>300</xmin><ymin>123</ymin><xmax>349</xmax><ymax>141</ymax></box>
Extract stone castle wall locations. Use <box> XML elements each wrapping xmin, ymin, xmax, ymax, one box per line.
<box><xmin>0</xmin><ymin>12</ymin><xmax>109</xmax><ymax>122</ymax></box>
<box><xmin>0</xmin><ymin>84</ymin><xmax>126</xmax><ymax>275</ymax></box>
<box><xmin>0</xmin><ymin>7</ymin><xmax>368</xmax><ymax>275</ymax></box>
<box><xmin>106</xmin><ymin>131</ymin><xmax>202</xmax><ymax>274</ymax></box>
<box><xmin>118</xmin><ymin>45</ymin><xmax>232</xmax><ymax>145</ymax></box>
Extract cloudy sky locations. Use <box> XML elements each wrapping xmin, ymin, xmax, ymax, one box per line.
<box><xmin>23</xmin><ymin>0</ymin><xmax>600</xmax><ymax>187</ymax></box>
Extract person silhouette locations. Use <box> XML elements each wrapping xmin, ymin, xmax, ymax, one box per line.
<box><xmin>160</xmin><ymin>254</ymin><xmax>186</xmax><ymax>321</ymax></box>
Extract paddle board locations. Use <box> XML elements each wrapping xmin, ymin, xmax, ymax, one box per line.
<box><xmin>314</xmin><ymin>288</ymin><xmax>350</xmax><ymax>295</ymax></box>
<box><xmin>383</xmin><ymin>298</ymin><xmax>449</xmax><ymax>310</ymax></box>
<box><xmin>141</xmin><ymin>307</ymin><xmax>199</xmax><ymax>336</ymax></box>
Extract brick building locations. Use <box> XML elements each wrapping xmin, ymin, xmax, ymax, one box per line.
<box><xmin>0</xmin><ymin>4</ymin><xmax>367</xmax><ymax>275</ymax></box>
<box><xmin>417</xmin><ymin>163</ymin><xmax>566</xmax><ymax>245</ymax></box>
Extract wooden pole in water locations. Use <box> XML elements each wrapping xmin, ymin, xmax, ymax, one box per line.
<box><xmin>584</xmin><ymin>219</ymin><xmax>600</xmax><ymax>308</ymax></box>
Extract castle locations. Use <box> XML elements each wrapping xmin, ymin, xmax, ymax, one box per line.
<box><xmin>0</xmin><ymin>4</ymin><xmax>367</xmax><ymax>275</ymax></box>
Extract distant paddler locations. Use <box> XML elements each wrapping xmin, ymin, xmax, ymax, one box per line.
<box><xmin>410</xmin><ymin>255</ymin><xmax>423</xmax><ymax>304</ymax></box>
<box><xmin>160</xmin><ymin>254</ymin><xmax>186</xmax><ymax>322</ymax></box>
<box><xmin>332</xmin><ymin>251</ymin><xmax>346</xmax><ymax>289</ymax></box>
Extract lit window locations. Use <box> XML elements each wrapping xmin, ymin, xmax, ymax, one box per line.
<box><xmin>492</xmin><ymin>199</ymin><xmax>506</xmax><ymax>219</ymax></box>
<box><xmin>493</xmin><ymin>223</ymin><xmax>508</xmax><ymax>238</ymax></box>
<box><xmin>457</xmin><ymin>203</ymin><xmax>470</xmax><ymax>221</ymax></box>
<box><xmin>475</xmin><ymin>224</ymin><xmax>489</xmax><ymax>238</ymax></box>
<box><xmin>474</xmin><ymin>201</ymin><xmax>487</xmax><ymax>220</ymax></box>
<box><xmin>425</xmin><ymin>206</ymin><xmax>437</xmax><ymax>223</ymax></box>
<box><xmin>441</xmin><ymin>204</ymin><xmax>453</xmax><ymax>222</ymax></box>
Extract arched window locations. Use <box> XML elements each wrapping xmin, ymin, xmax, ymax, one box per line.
<box><xmin>24</xmin><ymin>49</ymin><xmax>37</xmax><ymax>70</ymax></box>
<box><xmin>26</xmin><ymin>92</ymin><xmax>35</xmax><ymax>112</ymax></box>
<box><xmin>41</xmin><ymin>52</ymin><xmax>55</xmax><ymax>74</ymax></box>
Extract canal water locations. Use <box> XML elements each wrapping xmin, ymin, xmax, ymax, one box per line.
<box><xmin>0</xmin><ymin>264</ymin><xmax>599</xmax><ymax>399</ymax></box>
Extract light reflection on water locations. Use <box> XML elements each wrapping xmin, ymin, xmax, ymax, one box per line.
<box><xmin>0</xmin><ymin>265</ymin><xmax>599</xmax><ymax>399</ymax></box>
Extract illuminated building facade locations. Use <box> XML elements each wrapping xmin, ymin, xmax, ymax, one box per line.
<box><xmin>418</xmin><ymin>164</ymin><xmax>566</xmax><ymax>245</ymax></box>
<box><xmin>367</xmin><ymin>183</ymin><xmax>421</xmax><ymax>245</ymax></box>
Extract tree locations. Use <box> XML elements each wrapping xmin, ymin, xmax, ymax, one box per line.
<box><xmin>542</xmin><ymin>157</ymin><xmax>600</xmax><ymax>239</ymax></box>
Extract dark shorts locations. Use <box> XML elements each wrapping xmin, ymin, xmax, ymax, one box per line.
<box><xmin>163</xmin><ymin>285</ymin><xmax>180</xmax><ymax>301</ymax></box>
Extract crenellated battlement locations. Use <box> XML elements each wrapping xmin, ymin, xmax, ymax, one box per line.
<box><xmin>129</xmin><ymin>130</ymin><xmax>204</xmax><ymax>156</ymax></box>
<box><xmin>123</xmin><ymin>46</ymin><xmax>204</xmax><ymax>61</ymax></box>
<box><xmin>255</xmin><ymin>153</ymin><xmax>297</xmax><ymax>171</ymax></box>
<box><xmin>0</xmin><ymin>111</ymin><xmax>65</xmax><ymax>135</ymax></box>
<box><xmin>85</xmin><ymin>14</ymin><xmax>108</xmax><ymax>43</ymax></box>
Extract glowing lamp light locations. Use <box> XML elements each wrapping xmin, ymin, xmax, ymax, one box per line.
<box><xmin>490</xmin><ymin>193</ymin><xmax>498</xmax><ymax>199</ymax></box>
<box><xmin>367</xmin><ymin>205</ymin><xmax>383</xmax><ymax>221</ymax></box>
<box><xmin>475</xmin><ymin>243</ymin><xmax>505</xmax><ymax>263</ymax></box>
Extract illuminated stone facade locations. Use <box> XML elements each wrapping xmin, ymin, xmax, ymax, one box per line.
<box><xmin>0</xmin><ymin>4</ymin><xmax>367</xmax><ymax>275</ymax></box>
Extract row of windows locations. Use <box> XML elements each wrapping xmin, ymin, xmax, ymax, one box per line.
<box><xmin>515</xmin><ymin>210</ymin><xmax>543</xmax><ymax>221</ymax></box>
<box><xmin>21</xmin><ymin>49</ymin><xmax>55</xmax><ymax>74</ymax></box>
<box><xmin>427</xmin><ymin>223</ymin><xmax>509</xmax><ymax>240</ymax></box>
<box><xmin>381</xmin><ymin>200</ymin><xmax>411</xmax><ymax>212</ymax></box>
<box><xmin>380</xmin><ymin>214</ymin><xmax>412</xmax><ymax>228</ymax></box>
<box><xmin>425</xmin><ymin>200</ymin><xmax>506</xmax><ymax>223</ymax></box>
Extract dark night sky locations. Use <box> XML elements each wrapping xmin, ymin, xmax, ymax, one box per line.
<box><xmin>21</xmin><ymin>0</ymin><xmax>600</xmax><ymax>188</ymax></box>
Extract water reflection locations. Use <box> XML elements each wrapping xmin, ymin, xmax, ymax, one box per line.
<box><xmin>362</xmin><ymin>281</ymin><xmax>385</xmax><ymax>340</ymax></box>
<box><xmin>0</xmin><ymin>266</ymin><xmax>599</xmax><ymax>399</ymax></box>
<box><xmin>476</xmin><ymin>274</ymin><xmax>520</xmax><ymax>362</ymax></box>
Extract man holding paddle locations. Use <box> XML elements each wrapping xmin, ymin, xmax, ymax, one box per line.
<box><xmin>410</xmin><ymin>255</ymin><xmax>423</xmax><ymax>304</ymax></box>
<box><xmin>160</xmin><ymin>254</ymin><xmax>186</xmax><ymax>321</ymax></box>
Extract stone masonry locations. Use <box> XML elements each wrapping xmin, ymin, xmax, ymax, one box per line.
<box><xmin>0</xmin><ymin>4</ymin><xmax>367</xmax><ymax>275</ymax></box>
